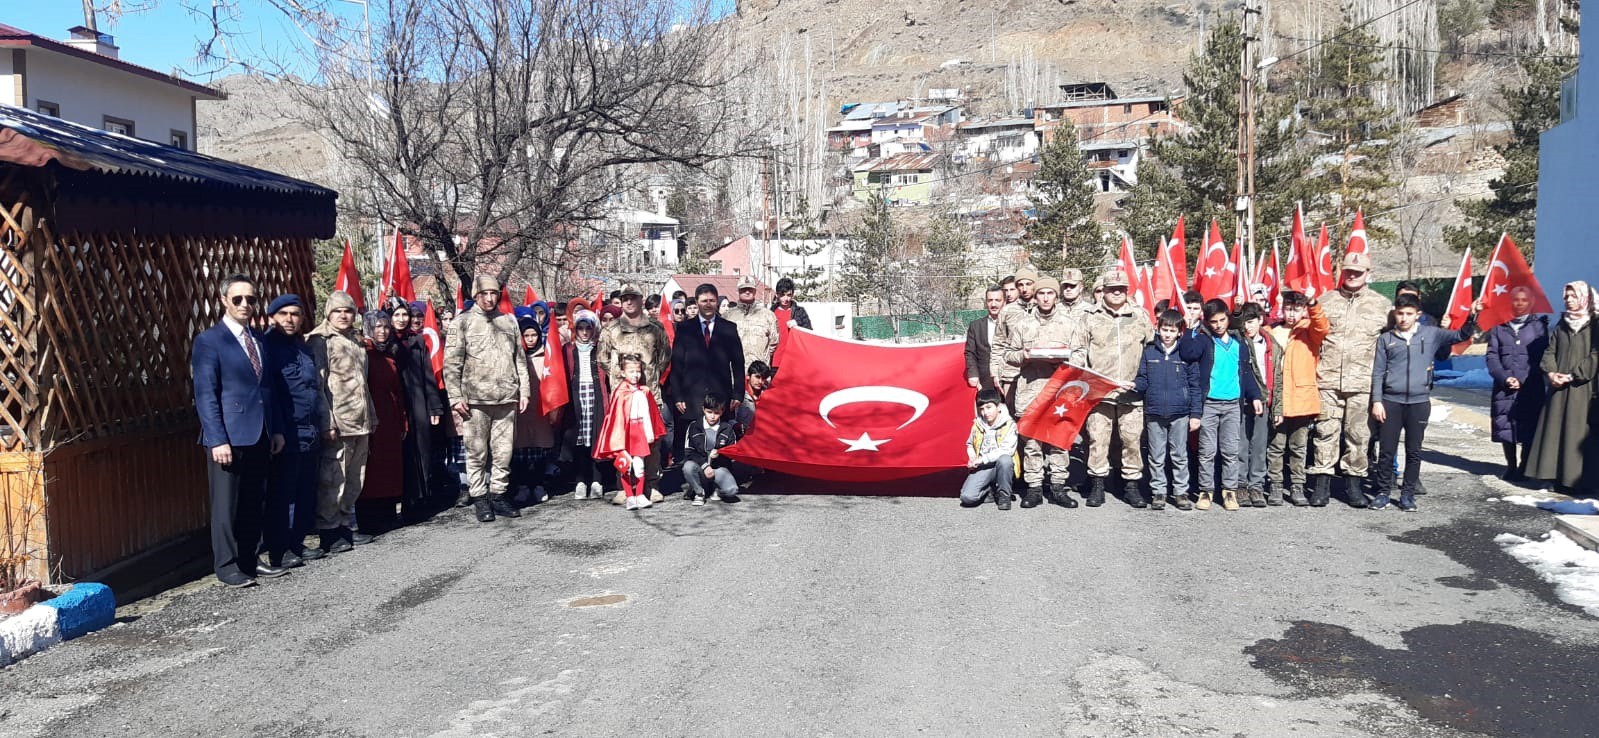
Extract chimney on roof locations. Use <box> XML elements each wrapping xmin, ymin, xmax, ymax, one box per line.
<box><xmin>65</xmin><ymin>26</ymin><xmax>118</xmax><ymax>59</ymax></box>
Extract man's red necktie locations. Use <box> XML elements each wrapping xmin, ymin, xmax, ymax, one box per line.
<box><xmin>702</xmin><ymin>320</ymin><xmax>712</xmax><ymax>347</ymax></box>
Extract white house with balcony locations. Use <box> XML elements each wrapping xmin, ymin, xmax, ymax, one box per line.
<box><xmin>1533</xmin><ymin>13</ymin><xmax>1598</xmax><ymax>291</ymax></box>
<box><xmin>956</xmin><ymin>118</ymin><xmax>1039</xmax><ymax>163</ymax></box>
<box><xmin>604</xmin><ymin>207</ymin><xmax>680</xmax><ymax>272</ymax></box>
<box><xmin>0</xmin><ymin>24</ymin><xmax>224</xmax><ymax>150</ymax></box>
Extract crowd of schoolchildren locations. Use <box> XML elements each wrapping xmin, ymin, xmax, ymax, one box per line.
<box><xmin>960</xmin><ymin>257</ymin><xmax>1599</xmax><ymax>514</ymax></box>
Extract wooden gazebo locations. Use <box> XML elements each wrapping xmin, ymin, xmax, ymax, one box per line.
<box><xmin>0</xmin><ymin>105</ymin><xmax>334</xmax><ymax>583</ymax></box>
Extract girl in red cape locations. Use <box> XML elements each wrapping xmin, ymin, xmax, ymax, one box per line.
<box><xmin>594</xmin><ymin>354</ymin><xmax>665</xmax><ymax>510</ymax></box>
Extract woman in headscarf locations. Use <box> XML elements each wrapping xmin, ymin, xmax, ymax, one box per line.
<box><xmin>358</xmin><ymin>311</ymin><xmax>408</xmax><ymax>529</ymax></box>
<box><xmin>511</xmin><ymin>306</ymin><xmax>557</xmax><ymax>505</ymax></box>
<box><xmin>564</xmin><ymin>309</ymin><xmax>611</xmax><ymax>499</ymax></box>
<box><xmin>1485</xmin><ymin>286</ymin><xmax>1550</xmax><ymax>480</ymax></box>
<box><xmin>1526</xmin><ymin>282</ymin><xmax>1598</xmax><ymax>492</ymax></box>
<box><xmin>387</xmin><ymin>300</ymin><xmax>446</xmax><ymax>516</ymax></box>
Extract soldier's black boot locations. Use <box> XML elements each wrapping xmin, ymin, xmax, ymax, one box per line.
<box><xmin>1309</xmin><ymin>475</ymin><xmax>1331</xmax><ymax>507</ymax></box>
<box><xmin>489</xmin><ymin>493</ymin><xmax>521</xmax><ymax>518</ymax></box>
<box><xmin>473</xmin><ymin>497</ymin><xmax>495</xmax><ymax>523</ymax></box>
<box><xmin>1085</xmin><ymin>476</ymin><xmax>1106</xmax><ymax>507</ymax></box>
<box><xmin>1124</xmin><ymin>479</ymin><xmax>1147</xmax><ymax>508</ymax></box>
<box><xmin>1019</xmin><ymin>481</ymin><xmax>1042</xmax><ymax>508</ymax></box>
<box><xmin>1344</xmin><ymin>475</ymin><xmax>1368</xmax><ymax>508</ymax></box>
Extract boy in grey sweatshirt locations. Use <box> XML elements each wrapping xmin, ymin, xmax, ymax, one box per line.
<box><xmin>1369</xmin><ymin>293</ymin><xmax>1480</xmax><ymax>510</ymax></box>
<box><xmin>959</xmin><ymin>389</ymin><xmax>1020</xmax><ymax>509</ymax></box>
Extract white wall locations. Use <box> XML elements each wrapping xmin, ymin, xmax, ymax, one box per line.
<box><xmin>19</xmin><ymin>48</ymin><xmax>199</xmax><ymax>148</ymax></box>
<box><xmin>1534</xmin><ymin>10</ymin><xmax>1599</xmax><ymax>294</ymax></box>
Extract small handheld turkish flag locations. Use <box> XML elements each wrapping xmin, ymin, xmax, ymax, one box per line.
<box><xmin>334</xmin><ymin>239</ymin><xmax>365</xmax><ymax>311</ymax></box>
<box><xmin>1313</xmin><ymin>224</ymin><xmax>1335</xmax><ymax>297</ymax></box>
<box><xmin>540</xmin><ymin>316</ymin><xmax>569</xmax><ymax>416</ymax></box>
<box><xmin>1442</xmin><ymin>250</ymin><xmax>1475</xmax><ymax>355</ymax></box>
<box><xmin>1285</xmin><ymin>205</ymin><xmax>1315</xmax><ymax>297</ymax></box>
<box><xmin>1194</xmin><ymin>219</ymin><xmax>1231</xmax><ymax>302</ymax></box>
<box><xmin>1477</xmin><ymin>233</ymin><xmax>1553</xmax><ymax>331</ymax></box>
<box><xmin>1167</xmin><ymin>215</ymin><xmax>1188</xmax><ymax>290</ymax></box>
<box><xmin>1016</xmin><ymin>364</ymin><xmax>1121</xmax><ymax>450</ymax></box>
<box><xmin>421</xmin><ymin>301</ymin><xmax>445</xmax><ymax>389</ymax></box>
<box><xmin>721</xmin><ymin>328</ymin><xmax>974</xmax><ymax>481</ymax></box>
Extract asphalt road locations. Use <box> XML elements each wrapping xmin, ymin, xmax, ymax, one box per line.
<box><xmin>2</xmin><ymin>398</ymin><xmax>1596</xmax><ymax>737</ymax></box>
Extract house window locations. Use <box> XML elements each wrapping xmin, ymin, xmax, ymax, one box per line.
<box><xmin>103</xmin><ymin>116</ymin><xmax>134</xmax><ymax>136</ymax></box>
<box><xmin>36</xmin><ymin>100</ymin><xmax>60</xmax><ymax>117</ymax></box>
<box><xmin>170</xmin><ymin>130</ymin><xmax>189</xmax><ymax>150</ymax></box>
<box><xmin>1123</xmin><ymin>103</ymin><xmax>1133</xmax><ymax>114</ymax></box>
<box><xmin>890</xmin><ymin>173</ymin><xmax>919</xmax><ymax>185</ymax></box>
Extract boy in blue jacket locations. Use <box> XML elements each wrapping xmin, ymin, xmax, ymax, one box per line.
<box><xmin>1369</xmin><ymin>293</ymin><xmax>1480</xmax><ymax>510</ymax></box>
<box><xmin>1192</xmin><ymin>300</ymin><xmax>1263</xmax><ymax>510</ymax></box>
<box><xmin>1136</xmin><ymin>310</ymin><xmax>1203</xmax><ymax>510</ymax></box>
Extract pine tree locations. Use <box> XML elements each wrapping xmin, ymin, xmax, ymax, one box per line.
<box><xmin>1025</xmin><ymin>121</ymin><xmax>1105</xmax><ymax>276</ymax></box>
<box><xmin>779</xmin><ymin>193</ymin><xmax>829</xmax><ymax>298</ymax></box>
<box><xmin>1113</xmin><ymin>21</ymin><xmax>1314</xmax><ymax>265</ymax></box>
<box><xmin>1444</xmin><ymin>51</ymin><xmax>1575</xmax><ymax>261</ymax></box>
<box><xmin>1305</xmin><ymin>22</ymin><xmax>1397</xmax><ymax>223</ymax></box>
<box><xmin>838</xmin><ymin>189</ymin><xmax>899</xmax><ymax>312</ymax></box>
<box><xmin>899</xmin><ymin>209</ymin><xmax>977</xmax><ymax>332</ymax></box>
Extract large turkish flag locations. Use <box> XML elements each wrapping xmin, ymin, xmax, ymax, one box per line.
<box><xmin>721</xmin><ymin>328</ymin><xmax>975</xmax><ymax>481</ymax></box>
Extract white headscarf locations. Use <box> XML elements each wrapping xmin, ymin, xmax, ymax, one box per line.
<box><xmin>1564</xmin><ymin>281</ymin><xmax>1593</xmax><ymax>332</ymax></box>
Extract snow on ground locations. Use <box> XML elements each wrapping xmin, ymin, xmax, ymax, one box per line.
<box><xmin>1497</xmin><ymin>495</ymin><xmax>1547</xmax><ymax>507</ymax></box>
<box><xmin>1495</xmin><ymin>531</ymin><xmax>1599</xmax><ymax>617</ymax></box>
<box><xmin>1435</xmin><ymin>367</ymin><xmax>1493</xmax><ymax>390</ymax></box>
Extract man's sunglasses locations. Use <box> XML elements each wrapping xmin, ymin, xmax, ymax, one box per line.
<box><xmin>229</xmin><ymin>295</ymin><xmax>259</xmax><ymax>306</ymax></box>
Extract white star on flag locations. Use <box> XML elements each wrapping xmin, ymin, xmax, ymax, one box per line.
<box><xmin>1493</xmin><ymin>284</ymin><xmax>1508</xmax><ymax>295</ymax></box>
<box><xmin>840</xmin><ymin>433</ymin><xmax>887</xmax><ymax>452</ymax></box>
<box><xmin>1053</xmin><ymin>404</ymin><xmax>1068</xmax><ymax>417</ymax></box>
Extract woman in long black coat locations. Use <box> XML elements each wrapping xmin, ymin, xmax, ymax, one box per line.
<box><xmin>391</xmin><ymin>301</ymin><xmax>446</xmax><ymax>518</ymax></box>
<box><xmin>1484</xmin><ymin>286</ymin><xmax>1549</xmax><ymax>480</ymax></box>
<box><xmin>1526</xmin><ymin>282</ymin><xmax>1598</xmax><ymax>492</ymax></box>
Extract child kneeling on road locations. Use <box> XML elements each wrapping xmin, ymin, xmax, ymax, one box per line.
<box><xmin>959</xmin><ymin>389</ymin><xmax>1020</xmax><ymax>509</ymax></box>
<box><xmin>1136</xmin><ymin>310</ymin><xmax>1202</xmax><ymax>510</ymax></box>
<box><xmin>683</xmin><ymin>394</ymin><xmax>742</xmax><ymax>506</ymax></box>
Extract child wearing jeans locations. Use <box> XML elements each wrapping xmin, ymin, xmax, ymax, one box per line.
<box><xmin>1135</xmin><ymin>310</ymin><xmax>1202</xmax><ymax>510</ymax></box>
<box><xmin>958</xmin><ymin>389</ymin><xmax>1019</xmax><ymax>510</ymax></box>
<box><xmin>1192</xmin><ymin>300</ymin><xmax>1262</xmax><ymax>510</ymax></box>
<box><xmin>1370</xmin><ymin>293</ymin><xmax>1479</xmax><ymax>510</ymax></box>
<box><xmin>683</xmin><ymin>395</ymin><xmax>742</xmax><ymax>505</ymax></box>
<box><xmin>594</xmin><ymin>354</ymin><xmax>665</xmax><ymax>511</ymax></box>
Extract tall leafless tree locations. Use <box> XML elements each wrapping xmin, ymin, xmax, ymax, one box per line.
<box><xmin>235</xmin><ymin>0</ymin><xmax>757</xmax><ymax>294</ymax></box>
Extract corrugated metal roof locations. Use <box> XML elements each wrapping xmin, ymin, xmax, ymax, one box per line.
<box><xmin>1036</xmin><ymin>96</ymin><xmax>1174</xmax><ymax>110</ymax></box>
<box><xmin>853</xmin><ymin>152</ymin><xmax>942</xmax><ymax>173</ymax></box>
<box><xmin>0</xmin><ymin>103</ymin><xmax>335</xmax><ymax>197</ymax></box>
<box><xmin>957</xmin><ymin>118</ymin><xmax>1035</xmax><ymax>130</ymax></box>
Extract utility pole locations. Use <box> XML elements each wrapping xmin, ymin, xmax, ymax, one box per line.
<box><xmin>1235</xmin><ymin>0</ymin><xmax>1263</xmax><ymax>260</ymax></box>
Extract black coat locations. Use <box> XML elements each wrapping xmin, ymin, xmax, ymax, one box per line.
<box><xmin>771</xmin><ymin>300</ymin><xmax>812</xmax><ymax>330</ymax></box>
<box><xmin>1486</xmin><ymin>316</ymin><xmax>1550</xmax><ymax>444</ymax></box>
<box><xmin>392</xmin><ymin>334</ymin><xmax>445</xmax><ymax>485</ymax></box>
<box><xmin>563</xmin><ymin>341</ymin><xmax>610</xmax><ymax>446</ymax></box>
<box><xmin>670</xmin><ymin>315</ymin><xmax>745</xmax><ymax>411</ymax></box>
<box><xmin>964</xmin><ymin>315</ymin><xmax>996</xmax><ymax>390</ymax></box>
<box><xmin>683</xmin><ymin>418</ymin><xmax>741</xmax><ymax>468</ymax></box>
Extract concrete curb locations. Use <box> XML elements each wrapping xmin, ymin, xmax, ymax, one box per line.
<box><xmin>0</xmin><ymin>583</ymin><xmax>116</xmax><ymax>668</ymax></box>
<box><xmin>1556</xmin><ymin>515</ymin><xmax>1599</xmax><ymax>553</ymax></box>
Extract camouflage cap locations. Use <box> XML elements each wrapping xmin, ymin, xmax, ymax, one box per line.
<box><xmin>1061</xmin><ymin>268</ymin><xmax>1084</xmax><ymax>286</ymax></box>
<box><xmin>1101</xmin><ymin>269</ymin><xmax>1131</xmax><ymax>289</ymax></box>
<box><xmin>1340</xmin><ymin>252</ymin><xmax>1373</xmax><ymax>273</ymax></box>
<box><xmin>618</xmin><ymin>283</ymin><xmax>643</xmax><ymax>298</ymax></box>
<box><xmin>737</xmin><ymin>275</ymin><xmax>759</xmax><ymax>291</ymax></box>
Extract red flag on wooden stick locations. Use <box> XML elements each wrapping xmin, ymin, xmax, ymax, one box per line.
<box><xmin>335</xmin><ymin>239</ymin><xmax>364</xmax><ymax>311</ymax></box>
<box><xmin>421</xmin><ymin>301</ymin><xmax>445</xmax><ymax>389</ymax></box>
<box><xmin>1477</xmin><ymin>233</ymin><xmax>1553</xmax><ymax>331</ymax></box>
<box><xmin>1442</xmin><ymin>250</ymin><xmax>1475</xmax><ymax>356</ymax></box>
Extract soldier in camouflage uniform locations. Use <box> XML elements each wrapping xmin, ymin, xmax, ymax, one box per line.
<box><xmin>1083</xmin><ymin>269</ymin><xmax>1154</xmax><ymax>507</ymax></box>
<box><xmin>307</xmin><ymin>290</ymin><xmax>377</xmax><ymax>553</ymax></box>
<box><xmin>1000</xmin><ymin>277</ymin><xmax>1088</xmax><ymax>509</ymax></box>
<box><xmin>1058</xmin><ymin>268</ymin><xmax>1097</xmax><ymax>317</ymax></box>
<box><xmin>721</xmin><ymin>275</ymin><xmax>780</xmax><ymax>371</ymax></box>
<box><xmin>1308</xmin><ymin>252</ymin><xmax>1391</xmax><ymax>507</ymax></box>
<box><xmin>445</xmin><ymin>275</ymin><xmax>531</xmax><ymax>523</ymax></box>
<box><xmin>598</xmin><ymin>282</ymin><xmax>671</xmax><ymax>502</ymax></box>
<box><xmin>990</xmin><ymin>266</ymin><xmax>1039</xmax><ymax>408</ymax></box>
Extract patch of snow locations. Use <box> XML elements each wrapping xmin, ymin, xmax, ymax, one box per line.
<box><xmin>1499</xmin><ymin>495</ymin><xmax>1546</xmax><ymax>507</ymax></box>
<box><xmin>1495</xmin><ymin>531</ymin><xmax>1599</xmax><ymax>617</ymax></box>
<box><xmin>1435</xmin><ymin>367</ymin><xmax>1493</xmax><ymax>389</ymax></box>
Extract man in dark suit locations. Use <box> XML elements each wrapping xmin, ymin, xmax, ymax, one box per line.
<box><xmin>965</xmin><ymin>284</ymin><xmax>1004</xmax><ymax>391</ymax></box>
<box><xmin>192</xmin><ymin>274</ymin><xmax>287</xmax><ymax>588</ymax></box>
<box><xmin>670</xmin><ymin>282</ymin><xmax>745</xmax><ymax>485</ymax></box>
